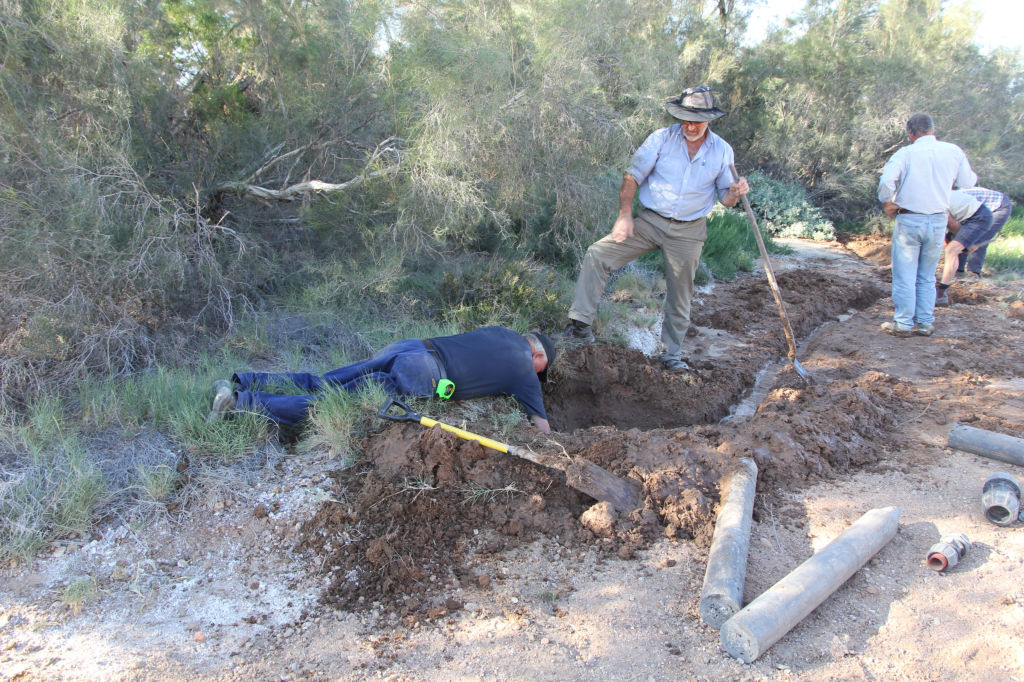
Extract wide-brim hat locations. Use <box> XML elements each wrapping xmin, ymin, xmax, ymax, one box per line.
<box><xmin>665</xmin><ymin>85</ymin><xmax>726</xmax><ymax>122</ymax></box>
<box><xmin>532</xmin><ymin>331</ymin><xmax>557</xmax><ymax>382</ymax></box>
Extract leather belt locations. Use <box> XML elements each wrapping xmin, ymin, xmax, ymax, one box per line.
<box><xmin>421</xmin><ymin>338</ymin><xmax>447</xmax><ymax>381</ymax></box>
<box><xmin>651</xmin><ymin>209</ymin><xmax>700</xmax><ymax>225</ymax></box>
<box><xmin>896</xmin><ymin>208</ymin><xmax>943</xmax><ymax>216</ymax></box>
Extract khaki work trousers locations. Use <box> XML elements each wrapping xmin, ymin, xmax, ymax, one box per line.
<box><xmin>568</xmin><ymin>208</ymin><xmax>706</xmax><ymax>358</ymax></box>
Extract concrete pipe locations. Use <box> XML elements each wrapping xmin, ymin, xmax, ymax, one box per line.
<box><xmin>720</xmin><ymin>506</ymin><xmax>900</xmax><ymax>664</ymax></box>
<box><xmin>926</xmin><ymin>533</ymin><xmax>970</xmax><ymax>571</ymax></box>
<box><xmin>700</xmin><ymin>457</ymin><xmax>758</xmax><ymax>628</ymax></box>
<box><xmin>981</xmin><ymin>473</ymin><xmax>1021</xmax><ymax>526</ymax></box>
<box><xmin>948</xmin><ymin>424</ymin><xmax>1024</xmax><ymax>468</ymax></box>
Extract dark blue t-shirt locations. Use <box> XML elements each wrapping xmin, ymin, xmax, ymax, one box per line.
<box><xmin>427</xmin><ymin>326</ymin><xmax>547</xmax><ymax>419</ymax></box>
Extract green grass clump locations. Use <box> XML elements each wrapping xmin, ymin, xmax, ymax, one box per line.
<box><xmin>78</xmin><ymin>362</ymin><xmax>273</xmax><ymax>462</ymax></box>
<box><xmin>61</xmin><ymin>575</ymin><xmax>99</xmax><ymax>614</ymax></box>
<box><xmin>133</xmin><ymin>463</ymin><xmax>179</xmax><ymax>502</ymax></box>
<box><xmin>300</xmin><ymin>381</ymin><xmax>390</xmax><ymax>465</ymax></box>
<box><xmin>701</xmin><ymin>208</ymin><xmax>766</xmax><ymax>280</ymax></box>
<box><xmin>0</xmin><ymin>397</ymin><xmax>107</xmax><ymax>560</ymax></box>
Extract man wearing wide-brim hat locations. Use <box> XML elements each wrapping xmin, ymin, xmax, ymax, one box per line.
<box><xmin>562</xmin><ymin>85</ymin><xmax>750</xmax><ymax>375</ymax></box>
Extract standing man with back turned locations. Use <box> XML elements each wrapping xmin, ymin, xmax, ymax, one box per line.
<box><xmin>561</xmin><ymin>85</ymin><xmax>749</xmax><ymax>376</ymax></box>
<box><xmin>877</xmin><ymin>113</ymin><xmax>976</xmax><ymax>337</ymax></box>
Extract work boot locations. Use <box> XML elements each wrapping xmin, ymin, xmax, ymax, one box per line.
<box><xmin>206</xmin><ymin>379</ymin><xmax>236</xmax><ymax>424</ymax></box>
<box><xmin>661</xmin><ymin>356</ymin><xmax>692</xmax><ymax>372</ymax></box>
<box><xmin>561</xmin><ymin>319</ymin><xmax>595</xmax><ymax>345</ymax></box>
<box><xmin>879</xmin><ymin>320</ymin><xmax>913</xmax><ymax>337</ymax></box>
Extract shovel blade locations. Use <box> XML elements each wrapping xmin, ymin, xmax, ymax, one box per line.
<box><xmin>564</xmin><ymin>457</ymin><xmax>642</xmax><ymax>512</ymax></box>
<box><xmin>792</xmin><ymin>358</ymin><xmax>814</xmax><ymax>386</ymax></box>
<box><xmin>509</xmin><ymin>445</ymin><xmax>640</xmax><ymax>511</ymax></box>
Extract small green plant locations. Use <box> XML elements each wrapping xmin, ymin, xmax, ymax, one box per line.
<box><xmin>610</xmin><ymin>268</ymin><xmax>663</xmax><ymax>313</ymax></box>
<box><xmin>134</xmin><ymin>463</ymin><xmax>179</xmax><ymax>502</ymax></box>
<box><xmin>701</xmin><ymin>209</ymin><xmax>768</xmax><ymax>280</ymax></box>
<box><xmin>400</xmin><ymin>477</ymin><xmax>438</xmax><ymax>503</ymax></box>
<box><xmin>174</xmin><ymin>405</ymin><xmax>274</xmax><ymax>462</ymax></box>
<box><xmin>61</xmin><ymin>575</ymin><xmax>99</xmax><ymax>614</ymax></box>
<box><xmin>486</xmin><ymin>396</ymin><xmax>526</xmax><ymax>439</ymax></box>
<box><xmin>459</xmin><ymin>483</ymin><xmax>525</xmax><ymax>506</ymax></box>
<box><xmin>693</xmin><ymin>262</ymin><xmax>713</xmax><ymax>287</ymax></box>
<box><xmin>537</xmin><ymin>589</ymin><xmax>559</xmax><ymax>603</ymax></box>
<box><xmin>436</xmin><ymin>257</ymin><xmax>568</xmax><ymax>331</ymax></box>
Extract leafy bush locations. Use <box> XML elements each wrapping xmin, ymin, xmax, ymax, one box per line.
<box><xmin>746</xmin><ymin>171</ymin><xmax>836</xmax><ymax>240</ymax></box>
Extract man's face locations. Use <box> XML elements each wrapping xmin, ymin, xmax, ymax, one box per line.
<box><xmin>681</xmin><ymin>120</ymin><xmax>709</xmax><ymax>142</ymax></box>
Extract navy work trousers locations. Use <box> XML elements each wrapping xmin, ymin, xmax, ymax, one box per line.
<box><xmin>233</xmin><ymin>339</ymin><xmax>440</xmax><ymax>426</ymax></box>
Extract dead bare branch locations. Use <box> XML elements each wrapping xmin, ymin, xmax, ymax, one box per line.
<box><xmin>214</xmin><ymin>165</ymin><xmax>398</xmax><ymax>202</ymax></box>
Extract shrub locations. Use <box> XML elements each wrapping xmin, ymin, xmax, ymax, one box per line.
<box><xmin>746</xmin><ymin>171</ymin><xmax>836</xmax><ymax>240</ymax></box>
<box><xmin>436</xmin><ymin>257</ymin><xmax>569</xmax><ymax>331</ymax></box>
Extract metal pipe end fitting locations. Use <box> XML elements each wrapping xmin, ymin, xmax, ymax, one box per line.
<box><xmin>925</xmin><ymin>532</ymin><xmax>970</xmax><ymax>571</ymax></box>
<box><xmin>982</xmin><ymin>473</ymin><xmax>1022</xmax><ymax>526</ymax></box>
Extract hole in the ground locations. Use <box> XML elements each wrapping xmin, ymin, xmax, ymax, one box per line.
<box><xmin>546</xmin><ymin>268</ymin><xmax>888</xmax><ymax>431</ymax></box>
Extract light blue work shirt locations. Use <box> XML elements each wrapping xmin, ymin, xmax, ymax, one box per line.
<box><xmin>626</xmin><ymin>124</ymin><xmax>735</xmax><ymax>222</ymax></box>
<box><xmin>877</xmin><ymin>135</ymin><xmax>976</xmax><ymax>214</ymax></box>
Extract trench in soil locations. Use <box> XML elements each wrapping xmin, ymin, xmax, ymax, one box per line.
<box><xmin>299</xmin><ymin>261</ymin><xmax>904</xmax><ymax>618</ymax></box>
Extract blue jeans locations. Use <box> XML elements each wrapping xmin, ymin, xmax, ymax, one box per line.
<box><xmin>891</xmin><ymin>213</ymin><xmax>946</xmax><ymax>329</ymax></box>
<box><xmin>958</xmin><ymin>197</ymin><xmax>1013</xmax><ymax>273</ymax></box>
<box><xmin>233</xmin><ymin>339</ymin><xmax>441</xmax><ymax>426</ymax></box>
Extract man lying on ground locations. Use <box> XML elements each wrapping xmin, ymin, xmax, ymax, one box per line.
<box><xmin>206</xmin><ymin>326</ymin><xmax>557</xmax><ymax>433</ymax></box>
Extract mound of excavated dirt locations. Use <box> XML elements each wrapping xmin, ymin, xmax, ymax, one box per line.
<box><xmin>298</xmin><ymin>265</ymin><xmax>901</xmax><ymax>617</ymax></box>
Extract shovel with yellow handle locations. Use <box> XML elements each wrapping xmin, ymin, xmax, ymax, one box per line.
<box><xmin>377</xmin><ymin>398</ymin><xmax>641</xmax><ymax>511</ymax></box>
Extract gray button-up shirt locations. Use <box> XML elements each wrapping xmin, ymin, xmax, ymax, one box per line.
<box><xmin>877</xmin><ymin>135</ymin><xmax>977</xmax><ymax>214</ymax></box>
<box><xmin>626</xmin><ymin>124</ymin><xmax>736</xmax><ymax>222</ymax></box>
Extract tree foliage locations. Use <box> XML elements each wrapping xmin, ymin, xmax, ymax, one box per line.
<box><xmin>0</xmin><ymin>0</ymin><xmax>1021</xmax><ymax>401</ymax></box>
<box><xmin>728</xmin><ymin>0</ymin><xmax>1024</xmax><ymax>216</ymax></box>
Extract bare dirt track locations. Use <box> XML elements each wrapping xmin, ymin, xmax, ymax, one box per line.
<box><xmin>2</xmin><ymin>237</ymin><xmax>1024</xmax><ymax>681</ymax></box>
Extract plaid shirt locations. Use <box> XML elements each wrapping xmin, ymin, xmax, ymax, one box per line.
<box><xmin>962</xmin><ymin>187</ymin><xmax>1009</xmax><ymax>212</ymax></box>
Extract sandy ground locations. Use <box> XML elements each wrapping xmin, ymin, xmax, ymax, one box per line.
<box><xmin>2</xmin><ymin>236</ymin><xmax>1023</xmax><ymax>681</ymax></box>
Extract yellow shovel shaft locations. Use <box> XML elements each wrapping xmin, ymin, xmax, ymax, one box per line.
<box><xmin>419</xmin><ymin>416</ymin><xmax>511</xmax><ymax>454</ymax></box>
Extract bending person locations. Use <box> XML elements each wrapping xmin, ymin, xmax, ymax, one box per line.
<box><xmin>936</xmin><ymin>190</ymin><xmax>994</xmax><ymax>306</ymax></box>
<box><xmin>207</xmin><ymin>326</ymin><xmax>557</xmax><ymax>433</ymax></box>
<box><xmin>954</xmin><ymin>187</ymin><xmax>1013</xmax><ymax>279</ymax></box>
